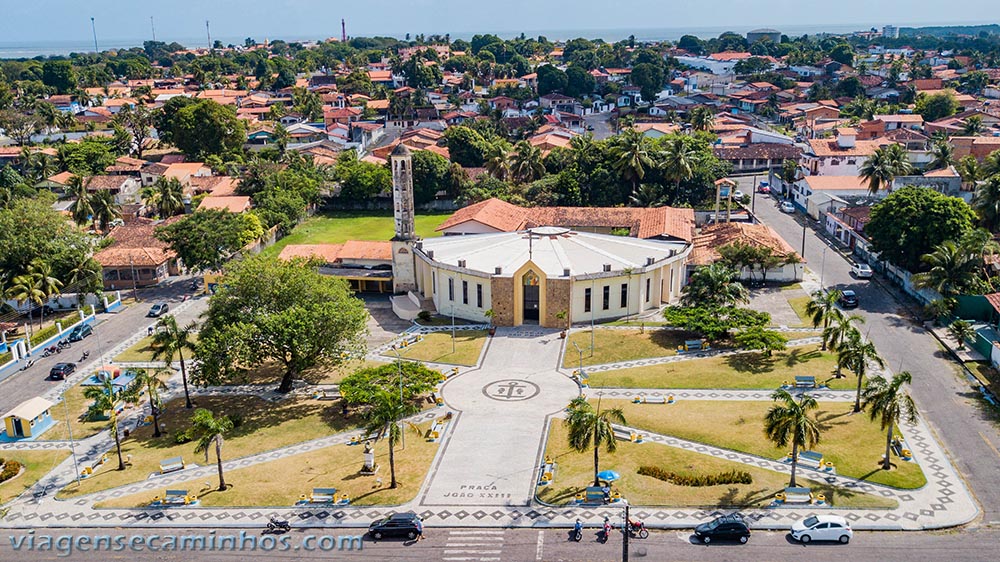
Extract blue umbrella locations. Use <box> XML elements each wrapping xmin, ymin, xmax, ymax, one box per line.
<box><xmin>597</xmin><ymin>470</ymin><xmax>621</xmax><ymax>482</ymax></box>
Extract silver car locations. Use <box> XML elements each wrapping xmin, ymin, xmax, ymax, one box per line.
<box><xmin>851</xmin><ymin>263</ymin><xmax>873</xmax><ymax>278</ymax></box>
<box><xmin>790</xmin><ymin>514</ymin><xmax>853</xmax><ymax>544</ymax></box>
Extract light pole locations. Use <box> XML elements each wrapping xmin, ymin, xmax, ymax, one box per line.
<box><xmin>389</xmin><ymin>345</ymin><xmax>405</xmax><ymax>450</ymax></box>
<box><xmin>63</xmin><ymin>392</ymin><xmax>81</xmax><ymax>486</ymax></box>
<box><xmin>819</xmin><ymin>245</ymin><xmax>828</xmax><ymax>290</ymax></box>
<box><xmin>590</xmin><ymin>278</ymin><xmax>595</xmax><ymax>357</ymax></box>
<box><xmin>572</xmin><ymin>342</ymin><xmax>584</xmax><ymax>377</ymax></box>
<box><xmin>800</xmin><ymin>222</ymin><xmax>807</xmax><ymax>261</ymax></box>
<box><xmin>450</xmin><ymin>304</ymin><xmax>456</xmax><ymax>354</ymax></box>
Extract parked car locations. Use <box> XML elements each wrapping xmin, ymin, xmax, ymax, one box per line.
<box><xmin>756</xmin><ymin>184</ymin><xmax>771</xmax><ymax>194</ymax></box>
<box><xmin>733</xmin><ymin>190</ymin><xmax>745</xmax><ymax>200</ymax></box>
<box><xmin>790</xmin><ymin>514</ymin><xmax>853</xmax><ymax>544</ymax></box>
<box><xmin>693</xmin><ymin>513</ymin><xmax>750</xmax><ymax>544</ymax></box>
<box><xmin>67</xmin><ymin>324</ymin><xmax>93</xmax><ymax>342</ymax></box>
<box><xmin>368</xmin><ymin>512</ymin><xmax>422</xmax><ymax>540</ymax></box>
<box><xmin>838</xmin><ymin>290</ymin><xmax>859</xmax><ymax>308</ymax></box>
<box><xmin>147</xmin><ymin>302</ymin><xmax>169</xmax><ymax>317</ymax></box>
<box><xmin>780</xmin><ymin>201</ymin><xmax>796</xmax><ymax>213</ymax></box>
<box><xmin>851</xmin><ymin>263</ymin><xmax>873</xmax><ymax>279</ymax></box>
<box><xmin>49</xmin><ymin>362</ymin><xmax>76</xmax><ymax>380</ymax></box>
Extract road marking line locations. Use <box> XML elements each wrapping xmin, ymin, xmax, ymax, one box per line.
<box><xmin>980</xmin><ymin>431</ymin><xmax>1000</xmax><ymax>460</ymax></box>
<box><xmin>448</xmin><ymin>530</ymin><xmax>505</xmax><ymax>535</ymax></box>
<box><xmin>446</xmin><ymin>536</ymin><xmax>504</xmax><ymax>540</ymax></box>
<box><xmin>444</xmin><ymin>550</ymin><xmax>502</xmax><ymax>554</ymax></box>
<box><xmin>446</xmin><ymin>542</ymin><xmax>503</xmax><ymax>546</ymax></box>
<box><xmin>535</xmin><ymin>530</ymin><xmax>544</xmax><ymax>561</ymax></box>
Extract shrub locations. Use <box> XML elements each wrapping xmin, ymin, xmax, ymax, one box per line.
<box><xmin>417</xmin><ymin>310</ymin><xmax>432</xmax><ymax>322</ymax></box>
<box><xmin>637</xmin><ymin>466</ymin><xmax>752</xmax><ymax>487</ymax></box>
<box><xmin>0</xmin><ymin>459</ymin><xmax>22</xmax><ymax>483</ymax></box>
<box><xmin>174</xmin><ymin>430</ymin><xmax>193</xmax><ymax>444</ymax></box>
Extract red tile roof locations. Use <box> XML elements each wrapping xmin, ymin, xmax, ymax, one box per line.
<box><xmin>690</xmin><ymin>222</ymin><xmax>799</xmax><ymax>266</ymax></box>
<box><xmin>197</xmin><ymin>196</ymin><xmax>251</xmax><ymax>213</ymax></box>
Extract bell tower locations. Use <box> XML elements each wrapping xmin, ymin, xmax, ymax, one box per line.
<box><xmin>390</xmin><ymin>143</ymin><xmax>418</xmax><ymax>293</ymax></box>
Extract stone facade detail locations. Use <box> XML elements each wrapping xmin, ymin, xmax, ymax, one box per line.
<box><xmin>490</xmin><ymin>277</ymin><xmax>515</xmax><ymax>326</ymax></box>
<box><xmin>542</xmin><ymin>277</ymin><xmax>571</xmax><ymax>329</ymax></box>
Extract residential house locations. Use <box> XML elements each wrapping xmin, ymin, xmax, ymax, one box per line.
<box><xmin>873</xmin><ymin>113</ymin><xmax>924</xmax><ymax>131</ymax></box>
<box><xmin>804</xmin><ymin>131</ymin><xmax>893</xmax><ymax>176</ymax></box>
<box><xmin>539</xmin><ymin>93</ymin><xmax>582</xmax><ymax>114</ymax></box>
<box><xmin>93</xmin><ymin>217</ymin><xmax>182</xmax><ymax>290</ymax></box>
<box><xmin>197</xmin><ymin>195</ymin><xmax>252</xmax><ymax>213</ymax></box>
<box><xmin>277</xmin><ymin>241</ymin><xmax>393</xmax><ymax>293</ymax></box>
<box><xmin>690</xmin><ymin>222</ymin><xmax>803</xmax><ymax>282</ymax></box>
<box><xmin>85</xmin><ymin>175</ymin><xmax>142</xmax><ymax>205</ymax></box>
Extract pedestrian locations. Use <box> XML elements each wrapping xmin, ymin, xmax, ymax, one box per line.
<box><xmin>147</xmin><ymin>326</ymin><xmax>154</xmax><ymax>336</ymax></box>
<box><xmin>416</xmin><ymin>518</ymin><xmax>425</xmax><ymax>541</ymax></box>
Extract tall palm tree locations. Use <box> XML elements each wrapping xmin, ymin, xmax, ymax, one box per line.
<box><xmin>362</xmin><ymin>390</ymin><xmax>419</xmax><ymax>489</ymax></box>
<box><xmin>89</xmin><ymin>189</ymin><xmax>122</xmax><ymax>233</ymax></box>
<box><xmin>628</xmin><ymin>183</ymin><xmax>666</xmax><ymax>207</ymax></box>
<box><xmin>957</xmin><ymin>155</ymin><xmax>981</xmax><ymax>193</ymax></box>
<box><xmin>150</xmin><ymin>315</ymin><xmax>197</xmax><ymax>409</ymax></box>
<box><xmin>610</xmin><ymin>128</ymin><xmax>653</xmax><ymax>193</ymax></box>
<box><xmin>962</xmin><ymin>115</ymin><xmax>984</xmax><ymax>136</ymax></box>
<box><xmin>9</xmin><ymin>274</ymin><xmax>45</xmax><ymax>334</ymax></box>
<box><xmin>659</xmin><ymin>135</ymin><xmax>697</xmax><ymax>199</ymax></box>
<box><xmin>837</xmin><ymin>331</ymin><xmax>886</xmax><ymax>412</ymax></box>
<box><xmin>680</xmin><ymin>263</ymin><xmax>749</xmax><ymax>307</ymax></box>
<box><xmin>912</xmin><ymin>240</ymin><xmax>981</xmax><ymax>296</ymax></box>
<box><xmin>763</xmin><ymin>389</ymin><xmax>821</xmax><ymax>488</ymax></box>
<box><xmin>972</xmin><ymin>176</ymin><xmax>1000</xmax><ymax>233</ymax></box>
<box><xmin>823</xmin><ymin>310</ymin><xmax>864</xmax><ymax>376</ymax></box>
<box><xmin>927</xmin><ymin>140</ymin><xmax>954</xmax><ymax>171</ymax></box>
<box><xmin>484</xmin><ymin>140</ymin><xmax>512</xmax><ymax>181</ymax></box>
<box><xmin>509</xmin><ymin>141</ymin><xmax>544</xmax><ymax>184</ymax></box>
<box><xmin>861</xmin><ymin>372</ymin><xmax>918</xmax><ymax>471</ymax></box>
<box><xmin>983</xmin><ymin>150</ymin><xmax>1000</xmax><ymax>178</ymax></box>
<box><xmin>133</xmin><ymin>369</ymin><xmax>168</xmax><ymax>438</ymax></box>
<box><xmin>191</xmin><ymin>408</ymin><xmax>234</xmax><ymax>491</ymax></box>
<box><xmin>66</xmin><ymin>175</ymin><xmax>93</xmax><ymax>226</ymax></box>
<box><xmin>146</xmin><ymin>176</ymin><xmax>186</xmax><ymax>218</ymax></box>
<box><xmin>804</xmin><ymin>289</ymin><xmax>842</xmax><ymax>349</ymax></box>
<box><xmin>83</xmin><ymin>375</ymin><xmax>141</xmax><ymax>470</ymax></box>
<box><xmin>565</xmin><ymin>399</ymin><xmax>627</xmax><ymax>487</ymax></box>
<box><xmin>859</xmin><ymin>143</ymin><xmax>913</xmax><ymax>194</ymax></box>
<box><xmin>689</xmin><ymin>106</ymin><xmax>715</xmax><ymax>132</ymax></box>
<box><xmin>10</xmin><ymin>260</ymin><xmax>62</xmax><ymax>330</ymax></box>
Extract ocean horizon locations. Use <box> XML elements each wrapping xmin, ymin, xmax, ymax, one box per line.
<box><xmin>0</xmin><ymin>20</ymin><xmax>993</xmax><ymax>59</ymax></box>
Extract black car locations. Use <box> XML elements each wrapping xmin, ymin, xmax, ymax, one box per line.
<box><xmin>368</xmin><ymin>512</ymin><xmax>423</xmax><ymax>540</ymax></box>
<box><xmin>67</xmin><ymin>324</ymin><xmax>93</xmax><ymax>342</ymax></box>
<box><xmin>694</xmin><ymin>513</ymin><xmax>750</xmax><ymax>544</ymax></box>
<box><xmin>49</xmin><ymin>362</ymin><xmax>76</xmax><ymax>380</ymax></box>
<box><xmin>838</xmin><ymin>290</ymin><xmax>859</xmax><ymax>309</ymax></box>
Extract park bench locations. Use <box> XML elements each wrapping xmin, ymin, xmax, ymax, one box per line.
<box><xmin>308</xmin><ymin>488</ymin><xmax>338</xmax><ymax>503</ymax></box>
<box><xmin>611</xmin><ymin>424</ymin><xmax>644</xmax><ymax>443</ymax></box>
<box><xmin>538</xmin><ymin>457</ymin><xmax>557</xmax><ymax>486</ymax></box>
<box><xmin>797</xmin><ymin>451</ymin><xmax>824</xmax><ymax>470</ymax></box>
<box><xmin>794</xmin><ymin>375</ymin><xmax>817</xmax><ymax>389</ymax></box>
<box><xmin>313</xmin><ymin>389</ymin><xmax>340</xmax><ymax>401</ymax></box>
<box><xmin>162</xmin><ymin>489</ymin><xmax>192</xmax><ymax>506</ymax></box>
<box><xmin>782</xmin><ymin>486</ymin><xmax>813</xmax><ymax>504</ymax></box>
<box><xmin>398</xmin><ymin>334</ymin><xmax>423</xmax><ymax>348</ymax></box>
<box><xmin>677</xmin><ymin>339</ymin><xmax>710</xmax><ymax>354</ymax></box>
<box><xmin>584</xmin><ymin>486</ymin><xmax>607</xmax><ymax>505</ymax></box>
<box><xmin>159</xmin><ymin>456</ymin><xmax>185</xmax><ymax>475</ymax></box>
<box><xmin>427</xmin><ymin>419</ymin><xmax>447</xmax><ymax>442</ymax></box>
<box><xmin>633</xmin><ymin>394</ymin><xmax>673</xmax><ymax>404</ymax></box>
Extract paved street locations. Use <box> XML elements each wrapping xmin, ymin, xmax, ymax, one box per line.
<box><xmin>0</xmin><ymin>277</ymin><xmax>207</xmax><ymax>415</ymax></box>
<box><xmin>4</xmin><ymin>526</ymin><xmax>1000</xmax><ymax>561</ymax></box>
<box><xmin>741</xmin><ymin>174</ymin><xmax>1000</xmax><ymax>523</ymax></box>
<box><xmin>583</xmin><ymin>112</ymin><xmax>614</xmax><ymax>140</ymax></box>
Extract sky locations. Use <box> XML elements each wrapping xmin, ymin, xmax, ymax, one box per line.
<box><xmin>0</xmin><ymin>0</ymin><xmax>996</xmax><ymax>46</ymax></box>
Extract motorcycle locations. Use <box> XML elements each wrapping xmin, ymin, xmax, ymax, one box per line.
<box><xmin>267</xmin><ymin>516</ymin><xmax>291</xmax><ymax>533</ymax></box>
<box><xmin>571</xmin><ymin>520</ymin><xmax>583</xmax><ymax>542</ymax></box>
<box><xmin>598</xmin><ymin>518</ymin><xmax>612</xmax><ymax>544</ymax></box>
<box><xmin>20</xmin><ymin>359</ymin><xmax>36</xmax><ymax>371</ymax></box>
<box><xmin>42</xmin><ymin>345</ymin><xmax>59</xmax><ymax>357</ymax></box>
<box><xmin>57</xmin><ymin>339</ymin><xmax>71</xmax><ymax>349</ymax></box>
<box><xmin>627</xmin><ymin>519</ymin><xmax>649</xmax><ymax>539</ymax></box>
<box><xmin>80</xmin><ymin>351</ymin><xmax>90</xmax><ymax>361</ymax></box>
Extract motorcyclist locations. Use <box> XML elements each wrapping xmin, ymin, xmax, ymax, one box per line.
<box><xmin>602</xmin><ymin>516</ymin><xmax>612</xmax><ymax>539</ymax></box>
<box><xmin>574</xmin><ymin>519</ymin><xmax>583</xmax><ymax>533</ymax></box>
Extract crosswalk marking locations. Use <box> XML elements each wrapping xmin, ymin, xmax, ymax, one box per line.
<box><xmin>444</xmin><ymin>530</ymin><xmax>506</xmax><ymax>561</ymax></box>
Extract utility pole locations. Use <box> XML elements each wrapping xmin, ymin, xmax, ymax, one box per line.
<box><xmin>341</xmin><ymin>18</ymin><xmax>347</xmax><ymax>43</ymax></box>
<box><xmin>63</xmin><ymin>394</ymin><xmax>81</xmax><ymax>486</ymax></box>
<box><xmin>206</xmin><ymin>20</ymin><xmax>212</xmax><ymax>50</ymax></box>
<box><xmin>800</xmin><ymin>222</ymin><xmax>807</xmax><ymax>261</ymax></box>
<box><xmin>129</xmin><ymin>256</ymin><xmax>139</xmax><ymax>302</ymax></box>
<box><xmin>622</xmin><ymin>502</ymin><xmax>630</xmax><ymax>562</ymax></box>
<box><xmin>90</xmin><ymin>17</ymin><xmax>98</xmax><ymax>53</ymax></box>
<box><xmin>150</xmin><ymin>16</ymin><xmax>156</xmax><ymax>42</ymax></box>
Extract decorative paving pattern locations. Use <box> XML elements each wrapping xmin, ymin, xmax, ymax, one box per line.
<box><xmin>482</xmin><ymin>380</ymin><xmax>540</xmax><ymax>402</ymax></box>
<box><xmin>583</xmin><ymin>388</ymin><xmax>857</xmax><ymax>402</ymax></box>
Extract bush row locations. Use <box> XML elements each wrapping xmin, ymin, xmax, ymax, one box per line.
<box><xmin>0</xmin><ymin>459</ymin><xmax>23</xmax><ymax>483</ymax></box>
<box><xmin>637</xmin><ymin>465</ymin><xmax>752</xmax><ymax>487</ymax></box>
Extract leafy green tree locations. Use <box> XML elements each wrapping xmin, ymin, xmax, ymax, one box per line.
<box><xmin>947</xmin><ymin>319</ymin><xmax>975</xmax><ymax>350</ymax></box>
<box><xmin>764</xmin><ymin>389</ymin><xmax>821</xmax><ymax>488</ymax></box>
<box><xmin>536</xmin><ymin>64</ymin><xmax>568</xmax><ymax>96</ymax></box>
<box><xmin>83</xmin><ymin>375</ymin><xmax>141</xmax><ymax>470</ymax></box>
<box><xmin>57</xmin><ymin>140</ymin><xmax>115</xmax><ymax>175</ymax></box>
<box><xmin>828</xmin><ymin>43</ymin><xmax>855</xmax><ymax>67</ymax></box>
<box><xmin>443</xmin><ymin>126</ymin><xmax>491</xmax><ymax>167</ymax></box>
<box><xmin>859</xmin><ymin>143</ymin><xmax>913</xmax><ymax>194</ymax></box>
<box><xmin>190</xmin><ymin>408</ymin><xmax>234</xmax><ymax>491</ymax></box>
<box><xmin>0</xmin><ymin>196</ymin><xmax>92</xmax><ymax>282</ymax></box>
<box><xmin>861</xmin><ymin>372</ymin><xmax>918</xmax><ymax>471</ymax></box>
<box><xmin>565</xmin><ymin>399</ymin><xmax>627</xmax><ymax>487</ymax></box>
<box><xmin>89</xmin><ymin>189</ymin><xmax>121</xmax><ymax>232</ymax></box>
<box><xmin>865</xmin><ymin>186</ymin><xmax>977</xmax><ymax>272</ymax></box>
<box><xmin>158</xmin><ymin>98</ymin><xmax>246</xmax><ymax>158</ymax></box>
<box><xmin>411</xmin><ymin>149</ymin><xmax>454</xmax><ymax>204</ymax></box>
<box><xmin>156</xmin><ymin>209</ymin><xmax>264</xmax><ymax>272</ymax></box>
<box><xmin>151</xmin><ymin>314</ymin><xmax>198</xmax><ymax>409</ymax></box>
<box><xmin>362</xmin><ymin>390</ymin><xmax>420</xmax><ymax>489</ymax></box>
<box><xmin>837</xmin><ymin>330</ymin><xmax>886</xmax><ymax>412</ymax></box>
<box><xmin>41</xmin><ymin>60</ymin><xmax>76</xmax><ymax>94</ymax></box>
<box><xmin>564</xmin><ymin>64</ymin><xmax>596</xmax><ymax>98</ymax></box>
<box><xmin>915</xmin><ymin>91</ymin><xmax>958</xmax><ymax>122</ymax></box>
<box><xmin>680</xmin><ymin>263</ymin><xmax>748</xmax><ymax>307</ymax></box>
<box><xmin>340</xmin><ymin>361</ymin><xmax>441</xmax><ymax>405</ymax></box>
<box><xmin>662</xmin><ymin>305</ymin><xmax>769</xmax><ymax>341</ymax></box>
<box><xmin>196</xmin><ymin>256</ymin><xmax>368</xmax><ymax>393</ymax></box>
<box><xmin>734</xmin><ymin>327</ymin><xmax>787</xmax><ymax>356</ymax></box>
<box><xmin>630</xmin><ymin>62</ymin><xmax>664</xmax><ymax>103</ymax></box>
<box><xmin>334</xmin><ymin>150</ymin><xmax>392</xmax><ymax>202</ymax></box>
<box><xmin>804</xmin><ymin>289</ymin><xmax>842</xmax><ymax>349</ymax></box>
<box><xmin>112</xmin><ymin>104</ymin><xmax>154</xmax><ymax>158</ymax></box>
<box><xmin>133</xmin><ymin>369</ymin><xmax>168</xmax><ymax>438</ymax></box>
<box><xmin>0</xmin><ymin>110</ymin><xmax>41</xmax><ymax>145</ymax></box>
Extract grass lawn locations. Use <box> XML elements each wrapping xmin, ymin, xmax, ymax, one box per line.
<box><xmin>969</xmin><ymin>363</ymin><xmax>1000</xmax><ymax>397</ymax></box>
<box><xmin>384</xmin><ymin>330</ymin><xmax>487</xmax><ymax>366</ymax></box>
<box><xmin>97</xmin><ymin>422</ymin><xmax>440</xmax><ymax>508</ymax></box>
<box><xmin>588</xmin><ymin>344</ymin><xmax>852</xmax><ymax>390</ymax></box>
<box><xmin>786</xmin><ymin>296</ymin><xmax>814</xmax><ymax>327</ymax></box>
<box><xmin>597</xmin><ymin>399</ymin><xmax>927</xmax><ymax>489</ymax></box>
<box><xmin>562</xmin><ymin>329</ymin><xmax>701</xmax><ymax>369</ymax></box>
<box><xmin>0</xmin><ymin>450</ymin><xmax>72</xmax><ymax>504</ymax></box>
<box><xmin>56</xmin><ymin>394</ymin><xmax>374</xmax><ymax>499</ymax></box>
<box><xmin>537</xmin><ymin>424</ymin><xmax>896</xmax><ymax>509</ymax></box>
<box><xmin>262</xmin><ymin>212</ymin><xmax>450</xmax><ymax>258</ymax></box>
<box><xmin>228</xmin><ymin>359</ymin><xmax>388</xmax><ymax>386</ymax></box>
<box><xmin>40</xmin><ymin>381</ymin><xmax>120</xmax><ymax>442</ymax></box>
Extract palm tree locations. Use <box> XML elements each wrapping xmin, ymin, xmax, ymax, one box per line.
<box><xmin>150</xmin><ymin>315</ymin><xmax>197</xmax><ymax>409</ymax></box>
<box><xmin>763</xmin><ymin>389</ymin><xmax>821</xmax><ymax>488</ymax></box>
<box><xmin>565</xmin><ymin>399</ymin><xmax>627</xmax><ymax>487</ymax></box>
<box><xmin>145</xmin><ymin>176</ymin><xmax>186</xmax><ymax>218</ymax></box>
<box><xmin>659</xmin><ymin>135</ymin><xmax>697</xmax><ymax>199</ymax></box>
<box><xmin>610</xmin><ymin>128</ymin><xmax>653</xmax><ymax>193</ymax></box>
<box><xmin>89</xmin><ymin>189</ymin><xmax>122</xmax><ymax>233</ymax></box>
<box><xmin>689</xmin><ymin>106</ymin><xmax>715</xmax><ymax>132</ymax></box>
<box><xmin>911</xmin><ymin>240</ymin><xmax>981</xmax><ymax>296</ymax></box>
<box><xmin>927</xmin><ymin>140</ymin><xmax>954</xmax><ymax>171</ymax></box>
<box><xmin>83</xmin><ymin>375</ymin><xmax>141</xmax><ymax>470</ymax></box>
<box><xmin>66</xmin><ymin>175</ymin><xmax>93</xmax><ymax>226</ymax></box>
<box><xmin>837</xmin><ymin>331</ymin><xmax>886</xmax><ymax>412</ymax></box>
<box><xmin>859</xmin><ymin>143</ymin><xmax>913</xmax><ymax>194</ymax></box>
<box><xmin>362</xmin><ymin>390</ymin><xmax>419</xmax><ymax>489</ymax></box>
<box><xmin>484</xmin><ymin>140</ymin><xmax>512</xmax><ymax>181</ymax></box>
<box><xmin>983</xmin><ymin>150</ymin><xmax>1000</xmax><ymax>178</ymax></box>
<box><xmin>680</xmin><ymin>263</ymin><xmax>749</xmax><ymax>307</ymax></box>
<box><xmin>10</xmin><ymin>260</ymin><xmax>62</xmax><ymax>330</ymax></box>
<box><xmin>191</xmin><ymin>408</ymin><xmax>234</xmax><ymax>491</ymax></box>
<box><xmin>133</xmin><ymin>369</ymin><xmax>168</xmax><ymax>438</ymax></box>
<box><xmin>804</xmin><ymin>290</ymin><xmax>842</xmax><ymax>349</ymax></box>
<box><xmin>629</xmin><ymin>183</ymin><xmax>666</xmax><ymax>207</ymax></box>
<box><xmin>972</xmin><ymin>176</ymin><xmax>1000</xmax><ymax>233</ymax></box>
<box><xmin>823</xmin><ymin>310</ymin><xmax>864</xmax><ymax>376</ymax></box>
<box><xmin>861</xmin><ymin>372</ymin><xmax>918</xmax><ymax>471</ymax></box>
<box><xmin>947</xmin><ymin>319</ymin><xmax>975</xmax><ymax>350</ymax></box>
<box><xmin>509</xmin><ymin>141</ymin><xmax>544</xmax><ymax>184</ymax></box>
<box><xmin>9</xmin><ymin>274</ymin><xmax>44</xmax><ymax>334</ymax></box>
<box><xmin>962</xmin><ymin>116</ymin><xmax>984</xmax><ymax>136</ymax></box>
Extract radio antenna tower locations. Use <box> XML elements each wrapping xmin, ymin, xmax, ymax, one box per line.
<box><xmin>342</xmin><ymin>19</ymin><xmax>347</xmax><ymax>42</ymax></box>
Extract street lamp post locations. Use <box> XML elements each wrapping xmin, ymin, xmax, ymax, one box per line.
<box><xmin>390</xmin><ymin>345</ymin><xmax>405</xmax><ymax>450</ymax></box>
<box><xmin>819</xmin><ymin>245</ymin><xmax>828</xmax><ymax>289</ymax></box>
<box><xmin>800</xmin><ymin>222</ymin><xmax>807</xmax><ymax>261</ymax></box>
<box><xmin>450</xmin><ymin>304</ymin><xmax>456</xmax><ymax>354</ymax></box>
<box><xmin>572</xmin><ymin>342</ymin><xmax>584</xmax><ymax>378</ymax></box>
<box><xmin>63</xmin><ymin>393</ymin><xmax>81</xmax><ymax>486</ymax></box>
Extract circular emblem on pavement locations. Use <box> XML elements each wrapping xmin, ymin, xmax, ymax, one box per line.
<box><xmin>482</xmin><ymin>379</ymin><xmax>540</xmax><ymax>402</ymax></box>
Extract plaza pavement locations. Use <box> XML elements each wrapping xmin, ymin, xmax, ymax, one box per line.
<box><xmin>0</xmin><ymin>324</ymin><xmax>979</xmax><ymax>532</ymax></box>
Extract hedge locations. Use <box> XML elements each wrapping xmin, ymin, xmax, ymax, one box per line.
<box><xmin>638</xmin><ymin>466</ymin><xmax>752</xmax><ymax>487</ymax></box>
<box><xmin>0</xmin><ymin>459</ymin><xmax>22</xmax><ymax>483</ymax></box>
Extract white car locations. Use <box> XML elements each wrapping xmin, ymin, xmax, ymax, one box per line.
<box><xmin>779</xmin><ymin>201</ymin><xmax>795</xmax><ymax>213</ymax></box>
<box><xmin>851</xmin><ymin>263</ymin><xmax>873</xmax><ymax>278</ymax></box>
<box><xmin>790</xmin><ymin>514</ymin><xmax>853</xmax><ymax>544</ymax></box>
<box><xmin>733</xmin><ymin>190</ymin><xmax>745</xmax><ymax>200</ymax></box>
